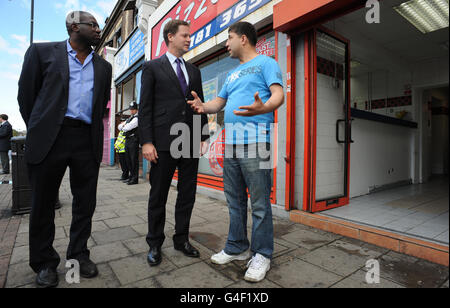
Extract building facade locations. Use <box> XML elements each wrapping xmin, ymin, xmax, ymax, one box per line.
<box><xmin>99</xmin><ymin>0</ymin><xmax>449</xmax><ymax>265</ymax></box>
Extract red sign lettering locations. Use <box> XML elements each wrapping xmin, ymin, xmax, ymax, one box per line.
<box><xmin>151</xmin><ymin>0</ymin><xmax>239</xmax><ymax>59</ymax></box>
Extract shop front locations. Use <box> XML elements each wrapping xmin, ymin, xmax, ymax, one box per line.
<box><xmin>144</xmin><ymin>0</ymin><xmax>280</xmax><ymax>201</ymax></box>
<box><xmin>273</xmin><ymin>0</ymin><xmax>449</xmax><ymax>265</ymax></box>
<box><xmin>135</xmin><ymin>0</ymin><xmax>449</xmax><ymax>265</ymax></box>
<box><xmin>114</xmin><ymin>27</ymin><xmax>147</xmax><ymax>177</ymax></box>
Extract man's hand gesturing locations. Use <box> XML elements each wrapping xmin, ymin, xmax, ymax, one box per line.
<box><xmin>187</xmin><ymin>91</ymin><xmax>205</xmax><ymax>114</ymax></box>
<box><xmin>233</xmin><ymin>92</ymin><xmax>267</xmax><ymax>117</ymax></box>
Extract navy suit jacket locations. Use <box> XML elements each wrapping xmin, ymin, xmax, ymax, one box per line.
<box><xmin>0</xmin><ymin>121</ymin><xmax>13</xmax><ymax>152</ymax></box>
<box><xmin>139</xmin><ymin>54</ymin><xmax>209</xmax><ymax>151</ymax></box>
<box><xmin>18</xmin><ymin>41</ymin><xmax>112</xmax><ymax>164</ymax></box>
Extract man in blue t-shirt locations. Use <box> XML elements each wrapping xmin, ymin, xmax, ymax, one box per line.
<box><xmin>188</xmin><ymin>22</ymin><xmax>284</xmax><ymax>283</ymax></box>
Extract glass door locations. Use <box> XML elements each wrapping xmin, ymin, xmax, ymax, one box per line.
<box><xmin>309</xmin><ymin>28</ymin><xmax>352</xmax><ymax>212</ymax></box>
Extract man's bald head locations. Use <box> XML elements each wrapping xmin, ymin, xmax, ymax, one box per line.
<box><xmin>66</xmin><ymin>11</ymin><xmax>95</xmax><ymax>35</ymax></box>
<box><xmin>65</xmin><ymin>11</ymin><xmax>101</xmax><ymax>46</ymax></box>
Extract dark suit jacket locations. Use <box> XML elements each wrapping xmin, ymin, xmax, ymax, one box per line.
<box><xmin>0</xmin><ymin>121</ymin><xmax>13</xmax><ymax>152</ymax></box>
<box><xmin>17</xmin><ymin>41</ymin><xmax>112</xmax><ymax>165</ymax></box>
<box><xmin>139</xmin><ymin>54</ymin><xmax>209</xmax><ymax>152</ymax></box>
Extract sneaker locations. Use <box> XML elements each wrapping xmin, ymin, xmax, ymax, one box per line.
<box><xmin>211</xmin><ymin>250</ymin><xmax>251</xmax><ymax>265</ymax></box>
<box><xmin>244</xmin><ymin>253</ymin><xmax>271</xmax><ymax>282</ymax></box>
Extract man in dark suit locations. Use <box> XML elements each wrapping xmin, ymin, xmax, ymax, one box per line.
<box><xmin>17</xmin><ymin>11</ymin><xmax>112</xmax><ymax>288</ymax></box>
<box><xmin>0</xmin><ymin>114</ymin><xmax>13</xmax><ymax>174</ymax></box>
<box><xmin>139</xmin><ymin>19</ymin><xmax>210</xmax><ymax>266</ymax></box>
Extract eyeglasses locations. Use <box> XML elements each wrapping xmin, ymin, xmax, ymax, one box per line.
<box><xmin>76</xmin><ymin>22</ymin><xmax>101</xmax><ymax>30</ymax></box>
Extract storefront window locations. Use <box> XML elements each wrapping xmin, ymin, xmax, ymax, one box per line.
<box><xmin>116</xmin><ymin>85</ymin><xmax>122</xmax><ymax>115</ymax></box>
<box><xmin>322</xmin><ymin>5</ymin><xmax>415</xmax><ymax>122</ymax></box>
<box><xmin>122</xmin><ymin>77</ymin><xmax>135</xmax><ymax>112</ymax></box>
<box><xmin>197</xmin><ymin>32</ymin><xmax>276</xmax><ymax>177</ymax></box>
<box><xmin>135</xmin><ymin>70</ymin><xmax>142</xmax><ymax>104</ymax></box>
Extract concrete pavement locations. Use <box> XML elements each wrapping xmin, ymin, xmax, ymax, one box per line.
<box><xmin>0</xmin><ymin>166</ymin><xmax>448</xmax><ymax>288</ymax></box>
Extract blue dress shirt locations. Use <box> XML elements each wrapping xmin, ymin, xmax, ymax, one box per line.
<box><xmin>65</xmin><ymin>40</ymin><xmax>95</xmax><ymax>124</ymax></box>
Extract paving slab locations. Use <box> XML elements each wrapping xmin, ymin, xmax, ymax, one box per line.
<box><xmin>89</xmin><ymin>242</ymin><xmax>132</xmax><ymax>264</ymax></box>
<box><xmin>154</xmin><ymin>261</ymin><xmax>234</xmax><ymax>288</ymax></box>
<box><xmin>299</xmin><ymin>244</ymin><xmax>378</xmax><ymax>277</ymax></box>
<box><xmin>374</xmin><ymin>252</ymin><xmax>449</xmax><ymax>288</ymax></box>
<box><xmin>109</xmin><ymin>253</ymin><xmax>176</xmax><ymax>286</ymax></box>
<box><xmin>123</xmin><ymin>236</ymin><xmax>149</xmax><ymax>255</ymax></box>
<box><xmin>2</xmin><ymin>166</ymin><xmax>448</xmax><ymax>289</ymax></box>
<box><xmin>331</xmin><ymin>269</ymin><xmax>405</xmax><ymax>288</ymax></box>
<box><xmin>103</xmin><ymin>215</ymin><xmax>146</xmax><ymax>229</ymax></box>
<box><xmin>5</xmin><ymin>262</ymin><xmax>36</xmax><ymax>288</ymax></box>
<box><xmin>227</xmin><ymin>279</ymin><xmax>281</xmax><ymax>288</ymax></box>
<box><xmin>57</xmin><ymin>263</ymin><xmax>121</xmax><ymax>288</ymax></box>
<box><xmin>91</xmin><ymin>226</ymin><xmax>140</xmax><ymax>245</ymax></box>
<box><xmin>281</xmin><ymin>229</ymin><xmax>341</xmax><ymax>250</ymax></box>
<box><xmin>121</xmin><ymin>277</ymin><xmax>160</xmax><ymax>288</ymax></box>
<box><xmin>161</xmin><ymin>245</ymin><xmax>210</xmax><ymax>268</ymax></box>
<box><xmin>266</xmin><ymin>258</ymin><xmax>343</xmax><ymax>288</ymax></box>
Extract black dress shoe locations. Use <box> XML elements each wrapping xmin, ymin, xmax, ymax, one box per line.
<box><xmin>127</xmin><ymin>180</ymin><xmax>138</xmax><ymax>185</ymax></box>
<box><xmin>175</xmin><ymin>242</ymin><xmax>200</xmax><ymax>258</ymax></box>
<box><xmin>120</xmin><ymin>176</ymin><xmax>129</xmax><ymax>181</ymax></box>
<box><xmin>79</xmin><ymin>258</ymin><xmax>99</xmax><ymax>278</ymax></box>
<box><xmin>147</xmin><ymin>247</ymin><xmax>162</xmax><ymax>266</ymax></box>
<box><xmin>36</xmin><ymin>268</ymin><xmax>59</xmax><ymax>288</ymax></box>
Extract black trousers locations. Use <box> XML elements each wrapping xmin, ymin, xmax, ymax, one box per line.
<box><xmin>0</xmin><ymin>151</ymin><xmax>9</xmax><ymax>173</ymax></box>
<box><xmin>146</xmin><ymin>152</ymin><xmax>199</xmax><ymax>249</ymax></box>
<box><xmin>27</xmin><ymin>120</ymin><xmax>100</xmax><ymax>273</ymax></box>
<box><xmin>125</xmin><ymin>137</ymin><xmax>139</xmax><ymax>182</ymax></box>
<box><xmin>118</xmin><ymin>152</ymin><xmax>129</xmax><ymax>178</ymax></box>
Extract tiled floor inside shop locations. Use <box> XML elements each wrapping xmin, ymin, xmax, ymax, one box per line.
<box><xmin>321</xmin><ymin>176</ymin><xmax>449</xmax><ymax>245</ymax></box>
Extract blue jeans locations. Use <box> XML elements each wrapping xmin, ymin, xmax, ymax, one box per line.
<box><xmin>223</xmin><ymin>144</ymin><xmax>274</xmax><ymax>259</ymax></box>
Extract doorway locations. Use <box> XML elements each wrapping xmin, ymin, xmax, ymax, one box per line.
<box><xmin>302</xmin><ymin>28</ymin><xmax>352</xmax><ymax>213</ymax></box>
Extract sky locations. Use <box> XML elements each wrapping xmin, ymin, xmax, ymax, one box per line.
<box><xmin>0</xmin><ymin>0</ymin><xmax>118</xmax><ymax>131</ymax></box>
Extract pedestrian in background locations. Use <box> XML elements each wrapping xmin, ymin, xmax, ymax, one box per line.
<box><xmin>115</xmin><ymin>119</ymin><xmax>129</xmax><ymax>182</ymax></box>
<box><xmin>0</xmin><ymin>114</ymin><xmax>13</xmax><ymax>175</ymax></box>
<box><xmin>119</xmin><ymin>101</ymin><xmax>140</xmax><ymax>185</ymax></box>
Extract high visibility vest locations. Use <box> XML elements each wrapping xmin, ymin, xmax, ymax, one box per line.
<box><xmin>114</xmin><ymin>131</ymin><xmax>126</xmax><ymax>153</ymax></box>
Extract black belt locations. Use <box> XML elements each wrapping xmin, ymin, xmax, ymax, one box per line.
<box><xmin>63</xmin><ymin>117</ymin><xmax>91</xmax><ymax>127</ymax></box>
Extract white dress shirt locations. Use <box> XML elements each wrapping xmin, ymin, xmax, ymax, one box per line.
<box><xmin>119</xmin><ymin>116</ymin><xmax>138</xmax><ymax>132</ymax></box>
<box><xmin>166</xmin><ymin>51</ymin><xmax>190</xmax><ymax>86</ymax></box>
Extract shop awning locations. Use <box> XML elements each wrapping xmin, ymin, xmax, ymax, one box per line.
<box><xmin>273</xmin><ymin>0</ymin><xmax>366</xmax><ymax>33</ymax></box>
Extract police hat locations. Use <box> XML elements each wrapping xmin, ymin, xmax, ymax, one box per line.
<box><xmin>129</xmin><ymin>101</ymin><xmax>138</xmax><ymax>110</ymax></box>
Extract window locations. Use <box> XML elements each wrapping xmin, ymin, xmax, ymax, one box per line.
<box><xmin>134</xmin><ymin>8</ymin><xmax>139</xmax><ymax>28</ymax></box>
<box><xmin>116</xmin><ymin>28</ymin><xmax>122</xmax><ymax>48</ymax></box>
<box><xmin>197</xmin><ymin>32</ymin><xmax>276</xmax><ymax>177</ymax></box>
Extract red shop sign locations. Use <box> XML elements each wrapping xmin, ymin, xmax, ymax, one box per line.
<box><xmin>256</xmin><ymin>36</ymin><xmax>274</xmax><ymax>57</ymax></box>
<box><xmin>151</xmin><ymin>0</ymin><xmax>240</xmax><ymax>59</ymax></box>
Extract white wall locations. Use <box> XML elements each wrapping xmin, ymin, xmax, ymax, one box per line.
<box><xmin>275</xmin><ymin>32</ymin><xmax>288</xmax><ymax>208</ymax></box>
<box><xmin>414</xmin><ymin>56</ymin><xmax>449</xmax><ymax>182</ymax></box>
<box><xmin>351</xmin><ymin>70</ymin><xmax>414</xmax><ymax>119</ymax></box>
<box><xmin>294</xmin><ymin>34</ymin><xmax>305</xmax><ymax>209</ymax></box>
<box><xmin>349</xmin><ymin>119</ymin><xmax>414</xmax><ymax>197</ymax></box>
<box><xmin>104</xmin><ymin>47</ymin><xmax>118</xmax><ymax>142</ymax></box>
<box><xmin>122</xmin><ymin>79</ymin><xmax>135</xmax><ymax>112</ymax></box>
<box><xmin>432</xmin><ymin>112</ymin><xmax>449</xmax><ymax>175</ymax></box>
<box><xmin>421</xmin><ymin>87</ymin><xmax>449</xmax><ymax>178</ymax></box>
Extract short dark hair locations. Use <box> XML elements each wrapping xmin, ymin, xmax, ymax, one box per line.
<box><xmin>163</xmin><ymin>19</ymin><xmax>190</xmax><ymax>46</ymax></box>
<box><xmin>229</xmin><ymin>22</ymin><xmax>257</xmax><ymax>47</ymax></box>
<box><xmin>0</xmin><ymin>114</ymin><xmax>8</xmax><ymax>121</ymax></box>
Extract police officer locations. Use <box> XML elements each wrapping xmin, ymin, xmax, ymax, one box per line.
<box><xmin>119</xmin><ymin>101</ymin><xmax>139</xmax><ymax>185</ymax></box>
<box><xmin>115</xmin><ymin>118</ymin><xmax>129</xmax><ymax>182</ymax></box>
